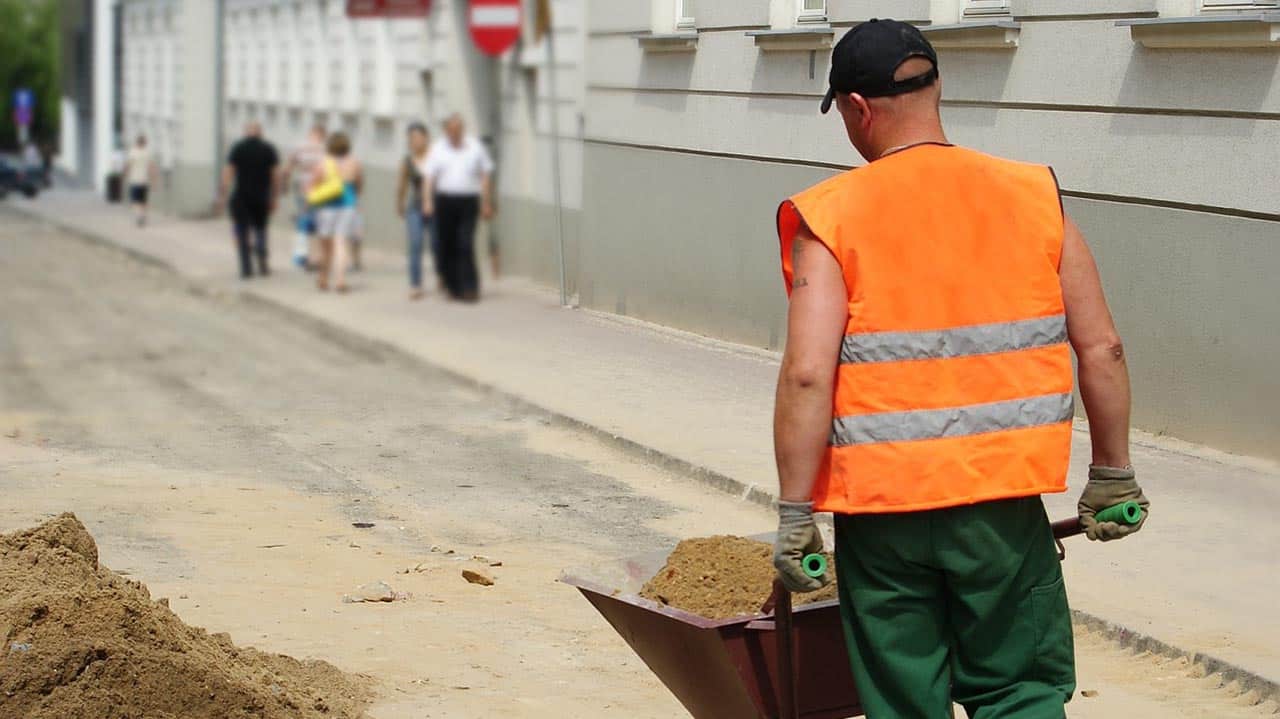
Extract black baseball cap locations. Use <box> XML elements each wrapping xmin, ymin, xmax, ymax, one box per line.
<box><xmin>820</xmin><ymin>19</ymin><xmax>939</xmax><ymax>114</ymax></box>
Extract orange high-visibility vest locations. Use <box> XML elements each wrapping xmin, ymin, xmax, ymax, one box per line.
<box><xmin>777</xmin><ymin>144</ymin><xmax>1073</xmax><ymax>515</ymax></box>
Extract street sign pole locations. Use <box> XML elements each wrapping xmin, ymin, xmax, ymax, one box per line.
<box><xmin>546</xmin><ymin>20</ymin><xmax>568</xmax><ymax>307</ymax></box>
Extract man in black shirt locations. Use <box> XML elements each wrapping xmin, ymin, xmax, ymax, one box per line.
<box><xmin>220</xmin><ymin>121</ymin><xmax>280</xmax><ymax>278</ymax></box>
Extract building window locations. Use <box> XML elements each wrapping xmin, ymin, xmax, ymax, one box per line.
<box><xmin>675</xmin><ymin>0</ymin><xmax>695</xmax><ymax>30</ymax></box>
<box><xmin>964</xmin><ymin>0</ymin><xmax>1011</xmax><ymax>16</ymax></box>
<box><xmin>798</xmin><ymin>0</ymin><xmax>827</xmax><ymax>23</ymax></box>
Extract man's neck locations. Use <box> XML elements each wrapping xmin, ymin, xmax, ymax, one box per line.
<box><xmin>871</xmin><ymin>126</ymin><xmax>949</xmax><ymax>160</ymax></box>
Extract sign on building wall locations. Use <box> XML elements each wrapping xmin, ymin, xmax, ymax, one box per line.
<box><xmin>346</xmin><ymin>0</ymin><xmax>382</xmax><ymax>16</ymax></box>
<box><xmin>346</xmin><ymin>0</ymin><xmax>432</xmax><ymax>17</ymax></box>
<box><xmin>12</xmin><ymin>88</ymin><xmax>34</xmax><ymax>128</ymax></box>
<box><xmin>468</xmin><ymin>0</ymin><xmax>521</xmax><ymax>56</ymax></box>
<box><xmin>384</xmin><ymin>0</ymin><xmax>433</xmax><ymax>16</ymax></box>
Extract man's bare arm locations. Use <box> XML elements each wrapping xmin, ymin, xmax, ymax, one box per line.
<box><xmin>480</xmin><ymin>173</ymin><xmax>493</xmax><ymax>219</ymax></box>
<box><xmin>1060</xmin><ymin>216</ymin><xmax>1131</xmax><ymax>468</ymax></box>
<box><xmin>774</xmin><ymin>226</ymin><xmax>848</xmax><ymax>503</ymax></box>
<box><xmin>217</xmin><ymin>165</ymin><xmax>234</xmax><ymax>210</ymax></box>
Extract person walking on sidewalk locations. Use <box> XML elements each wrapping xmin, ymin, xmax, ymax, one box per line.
<box><xmin>122</xmin><ymin>135</ymin><xmax>157</xmax><ymax>227</ymax></box>
<box><xmin>396</xmin><ymin>122</ymin><xmax>435</xmax><ymax>300</ymax></box>
<box><xmin>280</xmin><ymin>124</ymin><xmax>327</xmax><ymax>270</ymax></box>
<box><xmin>422</xmin><ymin>114</ymin><xmax>494</xmax><ymax>302</ymax></box>
<box><xmin>309</xmin><ymin>131</ymin><xmax>362</xmax><ymax>293</ymax></box>
<box><xmin>771</xmin><ymin>20</ymin><xmax>1150</xmax><ymax>719</ymax></box>
<box><xmin>220</xmin><ymin>121</ymin><xmax>280</xmax><ymax>278</ymax></box>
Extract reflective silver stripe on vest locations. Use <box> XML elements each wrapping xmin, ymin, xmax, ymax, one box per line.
<box><xmin>841</xmin><ymin>314</ymin><xmax>1068</xmax><ymax>365</ymax></box>
<box><xmin>830</xmin><ymin>392</ymin><xmax>1074</xmax><ymax>447</ymax></box>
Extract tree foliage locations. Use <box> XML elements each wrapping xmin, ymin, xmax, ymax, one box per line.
<box><xmin>0</xmin><ymin>0</ymin><xmax>61</xmax><ymax>150</ymax></box>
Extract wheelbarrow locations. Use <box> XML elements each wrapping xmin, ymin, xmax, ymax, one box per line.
<box><xmin>561</xmin><ymin>518</ymin><xmax>1086</xmax><ymax>719</ymax></box>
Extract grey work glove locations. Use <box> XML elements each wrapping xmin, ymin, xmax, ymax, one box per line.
<box><xmin>773</xmin><ymin>500</ymin><xmax>830</xmax><ymax>593</ymax></box>
<box><xmin>1078</xmin><ymin>465</ymin><xmax>1150</xmax><ymax>542</ymax></box>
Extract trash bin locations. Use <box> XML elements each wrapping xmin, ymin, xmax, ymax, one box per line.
<box><xmin>106</xmin><ymin>172</ymin><xmax>123</xmax><ymax>203</ymax></box>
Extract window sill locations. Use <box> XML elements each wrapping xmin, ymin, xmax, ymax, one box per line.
<box><xmin>745</xmin><ymin>27</ymin><xmax>834</xmax><ymax>52</ymax></box>
<box><xmin>920</xmin><ymin>19</ymin><xmax>1021</xmax><ymax>49</ymax></box>
<box><xmin>1118</xmin><ymin>13</ymin><xmax>1280</xmax><ymax>48</ymax></box>
<box><xmin>635</xmin><ymin>32</ymin><xmax>699</xmax><ymax>53</ymax></box>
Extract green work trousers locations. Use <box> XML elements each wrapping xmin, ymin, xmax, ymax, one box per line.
<box><xmin>834</xmin><ymin>496</ymin><xmax>1075</xmax><ymax>719</ymax></box>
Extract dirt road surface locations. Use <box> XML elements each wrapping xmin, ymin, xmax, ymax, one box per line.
<box><xmin>1</xmin><ymin>210</ymin><xmax>1274</xmax><ymax>717</ymax></box>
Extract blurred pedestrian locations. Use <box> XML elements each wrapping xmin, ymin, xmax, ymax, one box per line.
<box><xmin>38</xmin><ymin>141</ymin><xmax>53</xmax><ymax>188</ymax></box>
<box><xmin>21</xmin><ymin>141</ymin><xmax>41</xmax><ymax>184</ymax></box>
<box><xmin>422</xmin><ymin>114</ymin><xmax>494</xmax><ymax>302</ymax></box>
<box><xmin>122</xmin><ymin>135</ymin><xmax>156</xmax><ymax>227</ymax></box>
<box><xmin>220</xmin><ymin>121</ymin><xmax>281</xmax><ymax>279</ymax></box>
<box><xmin>349</xmin><ymin>211</ymin><xmax>364</xmax><ymax>273</ymax></box>
<box><xmin>280</xmin><ymin>124</ymin><xmax>327</xmax><ymax>269</ymax></box>
<box><xmin>309</xmin><ymin>131</ymin><xmax>362</xmax><ymax>293</ymax></box>
<box><xmin>395</xmin><ymin>122</ymin><xmax>435</xmax><ymax>300</ymax></box>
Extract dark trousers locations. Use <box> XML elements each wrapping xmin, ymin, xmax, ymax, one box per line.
<box><xmin>231</xmin><ymin>195</ymin><xmax>269</xmax><ymax>277</ymax></box>
<box><xmin>434</xmin><ymin>193</ymin><xmax>480</xmax><ymax>299</ymax></box>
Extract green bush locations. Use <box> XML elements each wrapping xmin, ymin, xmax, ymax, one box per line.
<box><xmin>0</xmin><ymin>0</ymin><xmax>60</xmax><ymax>150</ymax></box>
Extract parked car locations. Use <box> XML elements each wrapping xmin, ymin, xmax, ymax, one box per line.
<box><xmin>0</xmin><ymin>156</ymin><xmax>40</xmax><ymax>199</ymax></box>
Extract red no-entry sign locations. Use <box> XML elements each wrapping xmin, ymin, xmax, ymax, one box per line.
<box><xmin>468</xmin><ymin>0</ymin><xmax>522</xmax><ymax>56</ymax></box>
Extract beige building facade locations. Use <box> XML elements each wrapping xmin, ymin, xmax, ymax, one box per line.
<box><xmin>560</xmin><ymin>0</ymin><xmax>1278</xmax><ymax>458</ymax></box>
<box><xmin>102</xmin><ymin>0</ymin><xmax>1278</xmax><ymax>458</ymax></box>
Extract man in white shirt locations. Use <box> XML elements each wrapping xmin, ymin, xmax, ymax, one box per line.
<box><xmin>422</xmin><ymin>114</ymin><xmax>495</xmax><ymax>301</ymax></box>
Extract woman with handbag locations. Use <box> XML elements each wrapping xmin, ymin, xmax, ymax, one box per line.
<box><xmin>308</xmin><ymin>132</ymin><xmax>363</xmax><ymax>293</ymax></box>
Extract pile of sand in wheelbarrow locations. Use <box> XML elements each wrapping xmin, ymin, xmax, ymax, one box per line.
<box><xmin>0</xmin><ymin>513</ymin><xmax>369</xmax><ymax>719</ymax></box>
<box><xmin>639</xmin><ymin>535</ymin><xmax>838</xmax><ymax>620</ymax></box>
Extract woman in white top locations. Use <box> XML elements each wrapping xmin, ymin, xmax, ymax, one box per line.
<box><xmin>122</xmin><ymin>135</ymin><xmax>156</xmax><ymax>227</ymax></box>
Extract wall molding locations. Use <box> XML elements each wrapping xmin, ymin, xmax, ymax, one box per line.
<box><xmin>585</xmin><ymin>84</ymin><xmax>1280</xmax><ymax>121</ymax></box>
<box><xmin>583</xmin><ymin>137</ymin><xmax>1280</xmax><ymax>222</ymax></box>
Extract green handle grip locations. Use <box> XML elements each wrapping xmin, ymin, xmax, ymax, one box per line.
<box><xmin>801</xmin><ymin>553</ymin><xmax>828</xmax><ymax>579</ymax></box>
<box><xmin>1094</xmin><ymin>501</ymin><xmax>1144</xmax><ymax>525</ymax></box>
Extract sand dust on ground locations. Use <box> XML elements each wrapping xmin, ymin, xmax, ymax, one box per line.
<box><xmin>0</xmin><ymin>513</ymin><xmax>370</xmax><ymax>719</ymax></box>
<box><xmin>640</xmin><ymin>536</ymin><xmax>838</xmax><ymax>619</ymax></box>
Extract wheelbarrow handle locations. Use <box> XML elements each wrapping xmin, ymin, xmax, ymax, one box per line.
<box><xmin>764</xmin><ymin>518</ymin><xmax>1082</xmax><ymax>719</ymax></box>
<box><xmin>771</xmin><ymin>579</ymin><xmax>800</xmax><ymax>719</ymax></box>
<box><xmin>1052</xmin><ymin>517</ymin><xmax>1083</xmax><ymax>540</ymax></box>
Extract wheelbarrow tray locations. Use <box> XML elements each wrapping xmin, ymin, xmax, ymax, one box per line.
<box><xmin>561</xmin><ymin>534</ymin><xmax>862</xmax><ymax>719</ymax></box>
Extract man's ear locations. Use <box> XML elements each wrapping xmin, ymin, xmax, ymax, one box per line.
<box><xmin>848</xmin><ymin>93</ymin><xmax>873</xmax><ymax>130</ymax></box>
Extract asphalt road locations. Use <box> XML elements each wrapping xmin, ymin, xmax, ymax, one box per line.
<box><xmin>1</xmin><ymin>210</ymin><xmax>1273</xmax><ymax>718</ymax></box>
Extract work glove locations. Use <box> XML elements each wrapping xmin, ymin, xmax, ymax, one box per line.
<box><xmin>773</xmin><ymin>501</ymin><xmax>830</xmax><ymax>593</ymax></box>
<box><xmin>1078</xmin><ymin>465</ymin><xmax>1150</xmax><ymax>542</ymax></box>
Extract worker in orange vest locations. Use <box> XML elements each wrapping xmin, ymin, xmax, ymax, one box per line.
<box><xmin>771</xmin><ymin>20</ymin><xmax>1150</xmax><ymax>718</ymax></box>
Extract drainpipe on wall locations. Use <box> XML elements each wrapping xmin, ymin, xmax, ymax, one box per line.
<box><xmin>213</xmin><ymin>0</ymin><xmax>226</xmax><ymax>212</ymax></box>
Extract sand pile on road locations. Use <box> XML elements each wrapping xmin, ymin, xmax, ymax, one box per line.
<box><xmin>639</xmin><ymin>535</ymin><xmax>838</xmax><ymax>620</ymax></box>
<box><xmin>0</xmin><ymin>513</ymin><xmax>369</xmax><ymax>719</ymax></box>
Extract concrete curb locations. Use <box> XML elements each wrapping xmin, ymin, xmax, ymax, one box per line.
<box><xmin>18</xmin><ymin>205</ymin><xmax>1279</xmax><ymax>709</ymax></box>
<box><xmin>1071</xmin><ymin>611</ymin><xmax>1279</xmax><ymax>708</ymax></box>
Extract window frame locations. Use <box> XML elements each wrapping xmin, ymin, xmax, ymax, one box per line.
<box><xmin>675</xmin><ymin>0</ymin><xmax>695</xmax><ymax>31</ymax></box>
<box><xmin>1199</xmin><ymin>0</ymin><xmax>1279</xmax><ymax>9</ymax></box>
<box><xmin>963</xmin><ymin>0</ymin><xmax>1012</xmax><ymax>17</ymax></box>
<box><xmin>797</xmin><ymin>0</ymin><xmax>827</xmax><ymax>24</ymax></box>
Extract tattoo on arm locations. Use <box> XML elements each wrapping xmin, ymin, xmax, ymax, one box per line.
<box><xmin>790</xmin><ymin>235</ymin><xmax>809</xmax><ymax>289</ymax></box>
